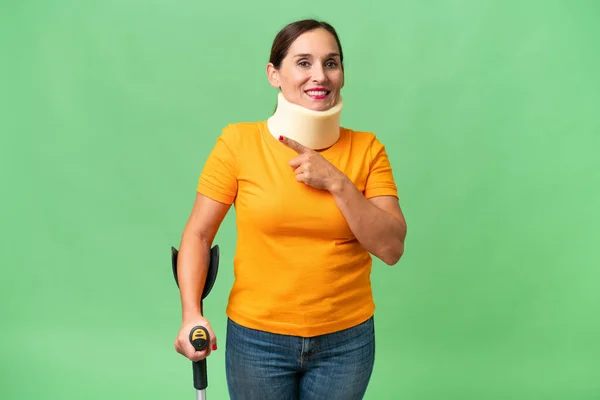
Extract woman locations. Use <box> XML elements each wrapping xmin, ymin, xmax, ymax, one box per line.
<box><xmin>174</xmin><ymin>19</ymin><xmax>407</xmax><ymax>399</ymax></box>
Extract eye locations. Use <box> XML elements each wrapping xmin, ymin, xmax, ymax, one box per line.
<box><xmin>325</xmin><ymin>61</ymin><xmax>338</xmax><ymax>68</ymax></box>
<box><xmin>298</xmin><ymin>60</ymin><xmax>310</xmax><ymax>67</ymax></box>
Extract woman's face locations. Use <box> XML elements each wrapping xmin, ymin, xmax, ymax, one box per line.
<box><xmin>268</xmin><ymin>28</ymin><xmax>344</xmax><ymax>112</ymax></box>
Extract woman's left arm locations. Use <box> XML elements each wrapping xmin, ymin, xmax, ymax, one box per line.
<box><xmin>329</xmin><ymin>178</ymin><xmax>407</xmax><ymax>265</ymax></box>
<box><xmin>279</xmin><ymin>135</ymin><xmax>407</xmax><ymax>265</ymax></box>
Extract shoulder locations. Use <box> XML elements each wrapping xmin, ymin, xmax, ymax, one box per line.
<box><xmin>213</xmin><ymin>121</ymin><xmax>265</xmax><ymax>154</ymax></box>
<box><xmin>222</xmin><ymin>121</ymin><xmax>264</xmax><ymax>136</ymax></box>
<box><xmin>342</xmin><ymin>126</ymin><xmax>383</xmax><ymax>142</ymax></box>
<box><xmin>340</xmin><ymin>126</ymin><xmax>387</xmax><ymax>154</ymax></box>
<box><xmin>219</xmin><ymin>121</ymin><xmax>264</xmax><ymax>143</ymax></box>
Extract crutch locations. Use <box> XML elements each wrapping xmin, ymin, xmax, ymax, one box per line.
<box><xmin>171</xmin><ymin>245</ymin><xmax>220</xmax><ymax>400</ymax></box>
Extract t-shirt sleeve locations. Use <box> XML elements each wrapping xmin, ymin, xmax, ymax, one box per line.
<box><xmin>364</xmin><ymin>137</ymin><xmax>399</xmax><ymax>199</ymax></box>
<box><xmin>196</xmin><ymin>125</ymin><xmax>238</xmax><ymax>204</ymax></box>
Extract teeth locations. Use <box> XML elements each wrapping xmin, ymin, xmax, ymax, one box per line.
<box><xmin>306</xmin><ymin>90</ymin><xmax>328</xmax><ymax>96</ymax></box>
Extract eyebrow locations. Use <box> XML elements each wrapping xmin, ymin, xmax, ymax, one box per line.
<box><xmin>293</xmin><ymin>52</ymin><xmax>340</xmax><ymax>58</ymax></box>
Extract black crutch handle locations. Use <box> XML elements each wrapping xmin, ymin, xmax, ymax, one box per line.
<box><xmin>189</xmin><ymin>326</ymin><xmax>210</xmax><ymax>390</ymax></box>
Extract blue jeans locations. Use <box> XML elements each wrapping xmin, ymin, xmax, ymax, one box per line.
<box><xmin>225</xmin><ymin>316</ymin><xmax>375</xmax><ymax>400</ymax></box>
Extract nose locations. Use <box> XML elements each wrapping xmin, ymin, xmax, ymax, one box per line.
<box><xmin>311</xmin><ymin>64</ymin><xmax>327</xmax><ymax>83</ymax></box>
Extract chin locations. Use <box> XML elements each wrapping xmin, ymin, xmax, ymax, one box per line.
<box><xmin>297</xmin><ymin>91</ymin><xmax>336</xmax><ymax>110</ymax></box>
<box><xmin>304</xmin><ymin>98</ymin><xmax>338</xmax><ymax>112</ymax></box>
<box><xmin>302</xmin><ymin>104</ymin><xmax>327</xmax><ymax>112</ymax></box>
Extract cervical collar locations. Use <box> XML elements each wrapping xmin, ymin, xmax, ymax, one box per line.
<box><xmin>267</xmin><ymin>92</ymin><xmax>343</xmax><ymax>150</ymax></box>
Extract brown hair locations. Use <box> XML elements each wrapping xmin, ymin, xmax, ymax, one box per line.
<box><xmin>269</xmin><ymin>19</ymin><xmax>344</xmax><ymax>69</ymax></box>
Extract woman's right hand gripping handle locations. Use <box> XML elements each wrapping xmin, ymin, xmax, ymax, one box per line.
<box><xmin>174</xmin><ymin>315</ymin><xmax>218</xmax><ymax>361</ymax></box>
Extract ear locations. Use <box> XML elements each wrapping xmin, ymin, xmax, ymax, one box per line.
<box><xmin>266</xmin><ymin>63</ymin><xmax>280</xmax><ymax>89</ymax></box>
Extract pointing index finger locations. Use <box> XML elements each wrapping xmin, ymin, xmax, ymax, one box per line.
<box><xmin>279</xmin><ymin>135</ymin><xmax>308</xmax><ymax>154</ymax></box>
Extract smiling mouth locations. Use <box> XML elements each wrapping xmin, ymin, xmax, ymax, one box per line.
<box><xmin>305</xmin><ymin>90</ymin><xmax>331</xmax><ymax>99</ymax></box>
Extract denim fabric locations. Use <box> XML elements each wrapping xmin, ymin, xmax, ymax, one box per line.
<box><xmin>225</xmin><ymin>316</ymin><xmax>375</xmax><ymax>400</ymax></box>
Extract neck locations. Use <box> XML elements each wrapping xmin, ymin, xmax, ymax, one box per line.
<box><xmin>267</xmin><ymin>92</ymin><xmax>343</xmax><ymax>150</ymax></box>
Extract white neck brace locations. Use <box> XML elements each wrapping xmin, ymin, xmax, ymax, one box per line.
<box><xmin>267</xmin><ymin>92</ymin><xmax>343</xmax><ymax>150</ymax></box>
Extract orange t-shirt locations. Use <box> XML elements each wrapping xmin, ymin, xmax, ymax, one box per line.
<box><xmin>197</xmin><ymin>120</ymin><xmax>398</xmax><ymax>337</ymax></box>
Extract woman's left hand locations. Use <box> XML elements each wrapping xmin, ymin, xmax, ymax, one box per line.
<box><xmin>279</xmin><ymin>136</ymin><xmax>347</xmax><ymax>192</ymax></box>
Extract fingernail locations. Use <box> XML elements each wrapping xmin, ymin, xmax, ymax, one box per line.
<box><xmin>212</xmin><ymin>344</ymin><xmax>217</xmax><ymax>351</ymax></box>
<box><xmin>278</xmin><ymin>136</ymin><xmax>283</xmax><ymax>141</ymax></box>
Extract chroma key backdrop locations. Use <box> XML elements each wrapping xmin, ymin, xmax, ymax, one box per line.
<box><xmin>1</xmin><ymin>0</ymin><xmax>599</xmax><ymax>399</ymax></box>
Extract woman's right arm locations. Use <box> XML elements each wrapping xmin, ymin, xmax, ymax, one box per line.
<box><xmin>174</xmin><ymin>192</ymin><xmax>231</xmax><ymax>361</ymax></box>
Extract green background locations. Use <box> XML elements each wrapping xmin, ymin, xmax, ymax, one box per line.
<box><xmin>2</xmin><ymin>0</ymin><xmax>599</xmax><ymax>399</ymax></box>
